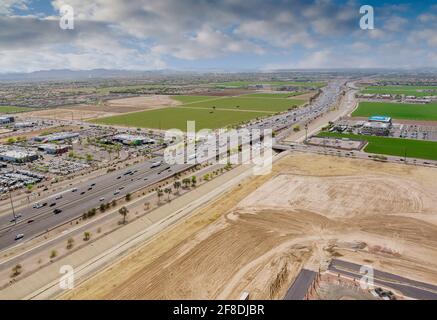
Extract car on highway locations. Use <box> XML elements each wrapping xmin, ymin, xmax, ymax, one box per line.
<box><xmin>151</xmin><ymin>161</ymin><xmax>162</xmax><ymax>168</ymax></box>
<box><xmin>99</xmin><ymin>197</ymin><xmax>105</xmax><ymax>201</ymax></box>
<box><xmin>88</xmin><ymin>187</ymin><xmax>92</xmax><ymax>191</ymax></box>
<box><xmin>55</xmin><ymin>195</ymin><xmax>63</xmax><ymax>200</ymax></box>
<box><xmin>80</xmin><ymin>191</ymin><xmax>86</xmax><ymax>195</ymax></box>
<box><xmin>117</xmin><ymin>176</ymin><xmax>121</xmax><ymax>180</ymax></box>
<box><xmin>14</xmin><ymin>233</ymin><xmax>24</xmax><ymax>241</ymax></box>
<box><xmin>53</xmin><ymin>208</ymin><xmax>62</xmax><ymax>214</ymax></box>
<box><xmin>114</xmin><ymin>191</ymin><xmax>120</xmax><ymax>196</ymax></box>
<box><xmin>91</xmin><ymin>183</ymin><xmax>96</xmax><ymax>187</ymax></box>
<box><xmin>33</xmin><ymin>203</ymin><xmax>43</xmax><ymax>209</ymax></box>
<box><xmin>27</xmin><ymin>219</ymin><xmax>34</xmax><ymax>224</ymax></box>
<box><xmin>119</xmin><ymin>186</ymin><xmax>125</xmax><ymax>190</ymax></box>
<box><xmin>10</xmin><ymin>214</ymin><xmax>22</xmax><ymax>223</ymax></box>
<box><xmin>72</xmin><ymin>188</ymin><xmax>78</xmax><ymax>192</ymax></box>
<box><xmin>49</xmin><ymin>203</ymin><xmax>56</xmax><ymax>207</ymax></box>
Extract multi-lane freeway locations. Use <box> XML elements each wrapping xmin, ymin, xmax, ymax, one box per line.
<box><xmin>0</xmin><ymin>158</ymin><xmax>192</xmax><ymax>250</ymax></box>
<box><xmin>0</xmin><ymin>79</ymin><xmax>346</xmax><ymax>251</ymax></box>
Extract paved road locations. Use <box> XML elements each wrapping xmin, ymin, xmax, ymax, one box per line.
<box><xmin>273</xmin><ymin>142</ymin><xmax>437</xmax><ymax>168</ymax></box>
<box><xmin>283</xmin><ymin>269</ymin><xmax>317</xmax><ymax>300</ymax></box>
<box><xmin>0</xmin><ymin>79</ymin><xmax>345</xmax><ymax>252</ymax></box>
<box><xmin>329</xmin><ymin>259</ymin><xmax>437</xmax><ymax>300</ymax></box>
<box><xmin>0</xmin><ymin>158</ymin><xmax>192</xmax><ymax>250</ymax></box>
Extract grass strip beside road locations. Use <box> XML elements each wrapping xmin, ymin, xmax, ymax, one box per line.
<box><xmin>318</xmin><ymin>132</ymin><xmax>437</xmax><ymax>161</ymax></box>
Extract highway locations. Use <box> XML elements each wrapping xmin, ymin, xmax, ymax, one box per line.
<box><xmin>0</xmin><ymin>79</ymin><xmax>346</xmax><ymax>251</ymax></box>
<box><xmin>329</xmin><ymin>259</ymin><xmax>437</xmax><ymax>300</ymax></box>
<box><xmin>283</xmin><ymin>269</ymin><xmax>317</xmax><ymax>300</ymax></box>
<box><xmin>0</xmin><ymin>158</ymin><xmax>192</xmax><ymax>250</ymax></box>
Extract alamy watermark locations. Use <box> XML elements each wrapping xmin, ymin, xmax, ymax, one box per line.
<box><xmin>359</xmin><ymin>5</ymin><xmax>375</xmax><ymax>30</ymax></box>
<box><xmin>59</xmin><ymin>265</ymin><xmax>75</xmax><ymax>290</ymax></box>
<box><xmin>59</xmin><ymin>4</ymin><xmax>74</xmax><ymax>30</ymax></box>
<box><xmin>163</xmin><ymin>121</ymin><xmax>273</xmax><ymax>176</ymax></box>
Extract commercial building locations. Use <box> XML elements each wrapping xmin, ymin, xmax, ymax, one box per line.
<box><xmin>368</xmin><ymin>116</ymin><xmax>392</xmax><ymax>124</ymax></box>
<box><xmin>112</xmin><ymin>134</ymin><xmax>155</xmax><ymax>145</ymax></box>
<box><xmin>0</xmin><ymin>116</ymin><xmax>15</xmax><ymax>124</ymax></box>
<box><xmin>360</xmin><ymin>122</ymin><xmax>391</xmax><ymax>136</ymax></box>
<box><xmin>34</xmin><ymin>132</ymin><xmax>79</xmax><ymax>143</ymax></box>
<box><xmin>0</xmin><ymin>150</ymin><xmax>39</xmax><ymax>163</ymax></box>
<box><xmin>37</xmin><ymin>143</ymin><xmax>70</xmax><ymax>155</ymax></box>
<box><xmin>14</xmin><ymin>121</ymin><xmax>35</xmax><ymax>128</ymax></box>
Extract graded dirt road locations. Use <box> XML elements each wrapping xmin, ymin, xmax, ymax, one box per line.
<box><xmin>61</xmin><ymin>153</ymin><xmax>437</xmax><ymax>300</ymax></box>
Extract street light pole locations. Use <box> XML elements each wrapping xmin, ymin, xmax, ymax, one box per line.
<box><xmin>305</xmin><ymin>123</ymin><xmax>309</xmax><ymax>142</ymax></box>
<box><xmin>8</xmin><ymin>188</ymin><xmax>17</xmax><ymax>224</ymax></box>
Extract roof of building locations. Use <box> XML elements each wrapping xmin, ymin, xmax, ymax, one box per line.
<box><xmin>368</xmin><ymin>116</ymin><xmax>392</xmax><ymax>123</ymax></box>
<box><xmin>363</xmin><ymin>121</ymin><xmax>391</xmax><ymax>129</ymax></box>
<box><xmin>0</xmin><ymin>150</ymin><xmax>37</xmax><ymax>159</ymax></box>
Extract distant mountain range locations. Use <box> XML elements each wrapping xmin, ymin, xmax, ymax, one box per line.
<box><xmin>0</xmin><ymin>69</ymin><xmax>193</xmax><ymax>81</ymax></box>
<box><xmin>0</xmin><ymin>67</ymin><xmax>435</xmax><ymax>81</ymax></box>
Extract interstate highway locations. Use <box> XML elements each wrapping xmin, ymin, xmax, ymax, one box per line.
<box><xmin>0</xmin><ymin>158</ymin><xmax>192</xmax><ymax>250</ymax></box>
<box><xmin>0</xmin><ymin>80</ymin><xmax>345</xmax><ymax>251</ymax></box>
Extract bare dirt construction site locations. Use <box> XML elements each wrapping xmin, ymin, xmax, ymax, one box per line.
<box><xmin>61</xmin><ymin>153</ymin><xmax>437</xmax><ymax>300</ymax></box>
<box><xmin>23</xmin><ymin>95</ymin><xmax>179</xmax><ymax>120</ymax></box>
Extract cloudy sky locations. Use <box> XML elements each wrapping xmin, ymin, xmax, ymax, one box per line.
<box><xmin>0</xmin><ymin>0</ymin><xmax>436</xmax><ymax>72</ymax></box>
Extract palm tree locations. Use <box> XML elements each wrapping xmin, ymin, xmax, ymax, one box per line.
<box><xmin>182</xmin><ymin>178</ymin><xmax>191</xmax><ymax>188</ymax></box>
<box><xmin>164</xmin><ymin>187</ymin><xmax>172</xmax><ymax>201</ymax></box>
<box><xmin>191</xmin><ymin>176</ymin><xmax>197</xmax><ymax>187</ymax></box>
<box><xmin>11</xmin><ymin>264</ymin><xmax>22</xmax><ymax>277</ymax></box>
<box><xmin>157</xmin><ymin>189</ymin><xmax>164</xmax><ymax>204</ymax></box>
<box><xmin>118</xmin><ymin>206</ymin><xmax>129</xmax><ymax>224</ymax></box>
<box><xmin>67</xmin><ymin>238</ymin><xmax>74</xmax><ymax>250</ymax></box>
<box><xmin>173</xmin><ymin>181</ymin><xmax>181</xmax><ymax>194</ymax></box>
<box><xmin>83</xmin><ymin>232</ymin><xmax>91</xmax><ymax>241</ymax></box>
<box><xmin>125</xmin><ymin>193</ymin><xmax>131</xmax><ymax>201</ymax></box>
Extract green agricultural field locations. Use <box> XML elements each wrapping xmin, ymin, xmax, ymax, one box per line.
<box><xmin>213</xmin><ymin>81</ymin><xmax>325</xmax><ymax>88</ymax></box>
<box><xmin>241</xmin><ymin>92</ymin><xmax>306</xmax><ymax>98</ymax></box>
<box><xmin>352</xmin><ymin>102</ymin><xmax>437</xmax><ymax>121</ymax></box>
<box><xmin>361</xmin><ymin>85</ymin><xmax>437</xmax><ymax>97</ymax></box>
<box><xmin>92</xmin><ymin>107</ymin><xmax>269</xmax><ymax>131</ymax></box>
<box><xmin>318</xmin><ymin>132</ymin><xmax>437</xmax><ymax>161</ymax></box>
<box><xmin>178</xmin><ymin>96</ymin><xmax>304</xmax><ymax>113</ymax></box>
<box><xmin>0</xmin><ymin>106</ymin><xmax>34</xmax><ymax>114</ymax></box>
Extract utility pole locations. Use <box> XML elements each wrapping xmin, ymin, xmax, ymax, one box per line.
<box><xmin>8</xmin><ymin>188</ymin><xmax>17</xmax><ymax>224</ymax></box>
<box><xmin>305</xmin><ymin>123</ymin><xmax>309</xmax><ymax>142</ymax></box>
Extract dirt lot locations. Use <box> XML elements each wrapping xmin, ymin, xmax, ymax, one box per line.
<box><xmin>79</xmin><ymin>95</ymin><xmax>179</xmax><ymax>113</ymax></box>
<box><xmin>23</xmin><ymin>95</ymin><xmax>179</xmax><ymax>120</ymax></box>
<box><xmin>24</xmin><ymin>108</ymin><xmax>108</xmax><ymax>121</ymax></box>
<box><xmin>61</xmin><ymin>153</ymin><xmax>437</xmax><ymax>300</ymax></box>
